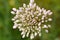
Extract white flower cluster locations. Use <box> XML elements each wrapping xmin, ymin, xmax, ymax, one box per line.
<box><xmin>11</xmin><ymin>0</ymin><xmax>52</xmax><ymax>39</ymax></box>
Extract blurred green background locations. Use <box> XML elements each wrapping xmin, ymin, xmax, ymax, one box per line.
<box><xmin>0</xmin><ymin>0</ymin><xmax>60</xmax><ymax>40</ymax></box>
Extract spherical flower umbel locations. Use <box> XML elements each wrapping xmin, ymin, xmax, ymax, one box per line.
<box><xmin>11</xmin><ymin>0</ymin><xmax>53</xmax><ymax>39</ymax></box>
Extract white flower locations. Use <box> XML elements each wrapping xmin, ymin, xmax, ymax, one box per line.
<box><xmin>11</xmin><ymin>0</ymin><xmax>53</xmax><ymax>39</ymax></box>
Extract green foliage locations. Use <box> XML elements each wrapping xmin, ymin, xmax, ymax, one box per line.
<box><xmin>0</xmin><ymin>0</ymin><xmax>60</xmax><ymax>40</ymax></box>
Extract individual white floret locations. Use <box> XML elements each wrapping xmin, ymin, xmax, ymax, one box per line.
<box><xmin>21</xmin><ymin>31</ymin><xmax>25</xmax><ymax>35</ymax></box>
<box><xmin>14</xmin><ymin>20</ymin><xmax>20</xmax><ymax>23</ymax></box>
<box><xmin>33</xmin><ymin>3</ymin><xmax>36</xmax><ymax>7</ymax></box>
<box><xmin>13</xmin><ymin>15</ymin><xmax>18</xmax><ymax>19</ymax></box>
<box><xmin>13</xmin><ymin>24</ymin><xmax>18</xmax><ymax>29</ymax></box>
<box><xmin>22</xmin><ymin>34</ymin><xmax>25</xmax><ymax>38</ymax></box>
<box><xmin>48</xmin><ymin>12</ymin><xmax>52</xmax><ymax>15</ymax></box>
<box><xmin>12</xmin><ymin>18</ymin><xmax>15</xmax><ymax>21</ymax></box>
<box><xmin>42</xmin><ymin>8</ymin><xmax>44</xmax><ymax>11</ymax></box>
<box><xmin>27</xmin><ymin>5</ymin><xmax>30</xmax><ymax>8</ymax></box>
<box><xmin>42</xmin><ymin>25</ymin><xmax>48</xmax><ymax>28</ymax></box>
<box><xmin>30</xmin><ymin>33</ymin><xmax>34</xmax><ymax>39</ymax></box>
<box><xmin>36</xmin><ymin>6</ymin><xmax>39</xmax><ymax>10</ymax></box>
<box><xmin>43</xmin><ymin>10</ymin><xmax>47</xmax><ymax>15</ymax></box>
<box><xmin>29</xmin><ymin>3</ymin><xmax>33</xmax><ymax>7</ymax></box>
<box><xmin>23</xmin><ymin>3</ymin><xmax>26</xmax><ymax>8</ymax></box>
<box><xmin>46</xmin><ymin>10</ymin><xmax>50</xmax><ymax>13</ymax></box>
<box><xmin>38</xmin><ymin>22</ymin><xmax>41</xmax><ymax>26</ymax></box>
<box><xmin>34</xmin><ymin>32</ymin><xmax>37</xmax><ymax>36</ymax></box>
<box><xmin>12</xmin><ymin>8</ymin><xmax>17</xmax><ymax>11</ymax></box>
<box><xmin>45</xmin><ymin>20</ymin><xmax>48</xmax><ymax>22</ymax></box>
<box><xmin>20</xmin><ymin>28</ymin><xmax>25</xmax><ymax>31</ymax></box>
<box><xmin>37</xmin><ymin>13</ymin><xmax>41</xmax><ymax>16</ymax></box>
<box><xmin>11</xmin><ymin>11</ymin><xmax>15</xmax><ymax>14</ymax></box>
<box><xmin>48</xmin><ymin>25</ymin><xmax>51</xmax><ymax>27</ymax></box>
<box><xmin>30</xmin><ymin>0</ymin><xmax>34</xmax><ymax>4</ymax></box>
<box><xmin>41</xmin><ymin>20</ymin><xmax>44</xmax><ymax>23</ymax></box>
<box><xmin>48</xmin><ymin>18</ymin><xmax>52</xmax><ymax>21</ymax></box>
<box><xmin>26</xmin><ymin>31</ymin><xmax>30</xmax><ymax>37</ymax></box>
<box><xmin>16</xmin><ymin>10</ymin><xmax>20</xmax><ymax>14</ymax></box>
<box><xmin>41</xmin><ymin>17</ymin><xmax>44</xmax><ymax>20</ymax></box>
<box><xmin>39</xmin><ymin>33</ymin><xmax>41</xmax><ymax>36</ymax></box>
<box><xmin>45</xmin><ymin>30</ymin><xmax>48</xmax><ymax>33</ymax></box>
<box><xmin>43</xmin><ymin>9</ymin><xmax>46</xmax><ymax>14</ymax></box>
